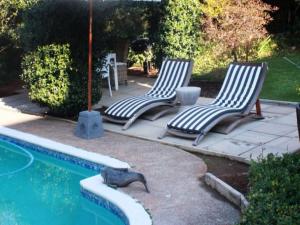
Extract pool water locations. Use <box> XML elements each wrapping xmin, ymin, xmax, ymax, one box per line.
<box><xmin>0</xmin><ymin>140</ymin><xmax>125</xmax><ymax>225</ymax></box>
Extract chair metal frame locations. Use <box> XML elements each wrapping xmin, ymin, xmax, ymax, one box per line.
<box><xmin>158</xmin><ymin>62</ymin><xmax>268</xmax><ymax>146</ymax></box>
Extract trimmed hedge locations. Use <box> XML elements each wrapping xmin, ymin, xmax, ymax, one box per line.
<box><xmin>21</xmin><ymin>44</ymin><xmax>101</xmax><ymax>116</ymax></box>
<box><xmin>154</xmin><ymin>0</ymin><xmax>202</xmax><ymax>66</ymax></box>
<box><xmin>240</xmin><ymin>154</ymin><xmax>300</xmax><ymax>225</ymax></box>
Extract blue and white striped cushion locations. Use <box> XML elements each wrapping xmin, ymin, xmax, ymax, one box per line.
<box><xmin>146</xmin><ymin>60</ymin><xmax>190</xmax><ymax>98</ymax></box>
<box><xmin>104</xmin><ymin>59</ymin><xmax>192</xmax><ymax>119</ymax></box>
<box><xmin>167</xmin><ymin>63</ymin><xmax>264</xmax><ymax>133</ymax></box>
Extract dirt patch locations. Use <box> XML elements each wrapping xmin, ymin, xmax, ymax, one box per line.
<box><xmin>128</xmin><ymin>66</ymin><xmax>158</xmax><ymax>78</ymax></box>
<box><xmin>0</xmin><ymin>80</ymin><xmax>23</xmax><ymax>98</ymax></box>
<box><xmin>193</xmin><ymin>153</ymin><xmax>249</xmax><ymax>194</ymax></box>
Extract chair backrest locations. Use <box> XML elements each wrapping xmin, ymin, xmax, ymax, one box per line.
<box><xmin>106</xmin><ymin>53</ymin><xmax>117</xmax><ymax>67</ymax></box>
<box><xmin>146</xmin><ymin>58</ymin><xmax>193</xmax><ymax>99</ymax></box>
<box><xmin>101</xmin><ymin>53</ymin><xmax>117</xmax><ymax>78</ymax></box>
<box><xmin>211</xmin><ymin>62</ymin><xmax>267</xmax><ymax>113</ymax></box>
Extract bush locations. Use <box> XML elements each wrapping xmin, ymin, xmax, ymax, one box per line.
<box><xmin>21</xmin><ymin>44</ymin><xmax>101</xmax><ymax>116</ymax></box>
<box><xmin>154</xmin><ymin>0</ymin><xmax>202</xmax><ymax>66</ymax></box>
<box><xmin>240</xmin><ymin>154</ymin><xmax>300</xmax><ymax>225</ymax></box>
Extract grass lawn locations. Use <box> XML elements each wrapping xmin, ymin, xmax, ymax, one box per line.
<box><xmin>259</xmin><ymin>53</ymin><xmax>300</xmax><ymax>102</ymax></box>
<box><xmin>193</xmin><ymin>52</ymin><xmax>300</xmax><ymax>102</ymax></box>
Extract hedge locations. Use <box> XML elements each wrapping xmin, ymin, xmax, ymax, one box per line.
<box><xmin>240</xmin><ymin>153</ymin><xmax>300</xmax><ymax>225</ymax></box>
<box><xmin>21</xmin><ymin>44</ymin><xmax>102</xmax><ymax>116</ymax></box>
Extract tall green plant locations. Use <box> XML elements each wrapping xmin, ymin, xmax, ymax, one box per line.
<box><xmin>154</xmin><ymin>0</ymin><xmax>202</xmax><ymax>66</ymax></box>
<box><xmin>0</xmin><ymin>0</ymin><xmax>36</xmax><ymax>85</ymax></box>
<box><xmin>21</xmin><ymin>44</ymin><xmax>102</xmax><ymax>116</ymax></box>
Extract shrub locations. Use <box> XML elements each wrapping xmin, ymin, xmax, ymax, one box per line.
<box><xmin>21</xmin><ymin>44</ymin><xmax>101</xmax><ymax>116</ymax></box>
<box><xmin>256</xmin><ymin>36</ymin><xmax>279</xmax><ymax>59</ymax></box>
<box><xmin>240</xmin><ymin>154</ymin><xmax>300</xmax><ymax>225</ymax></box>
<box><xmin>201</xmin><ymin>0</ymin><xmax>277</xmax><ymax>62</ymax></box>
<box><xmin>154</xmin><ymin>0</ymin><xmax>202</xmax><ymax>66</ymax></box>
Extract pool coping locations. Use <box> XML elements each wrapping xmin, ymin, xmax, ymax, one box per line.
<box><xmin>0</xmin><ymin>126</ymin><xmax>152</xmax><ymax>225</ymax></box>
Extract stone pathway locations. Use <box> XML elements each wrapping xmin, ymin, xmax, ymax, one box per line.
<box><xmin>0</xmin><ymin>108</ymin><xmax>240</xmax><ymax>225</ymax></box>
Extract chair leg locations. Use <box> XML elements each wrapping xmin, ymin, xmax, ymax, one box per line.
<box><xmin>107</xmin><ymin>76</ymin><xmax>112</xmax><ymax>97</ymax></box>
<box><xmin>114</xmin><ymin>65</ymin><xmax>119</xmax><ymax>91</ymax></box>
<box><xmin>193</xmin><ymin>133</ymin><xmax>205</xmax><ymax>146</ymax></box>
<box><xmin>122</xmin><ymin>116</ymin><xmax>137</xmax><ymax>130</ymax></box>
<box><xmin>158</xmin><ymin>128</ymin><xmax>168</xmax><ymax>139</ymax></box>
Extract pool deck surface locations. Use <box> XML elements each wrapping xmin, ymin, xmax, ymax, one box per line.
<box><xmin>0</xmin><ymin>107</ymin><xmax>240</xmax><ymax>225</ymax></box>
<box><xmin>1</xmin><ymin>75</ymin><xmax>299</xmax><ymax>163</ymax></box>
<box><xmin>0</xmin><ymin>75</ymin><xmax>299</xmax><ymax>224</ymax></box>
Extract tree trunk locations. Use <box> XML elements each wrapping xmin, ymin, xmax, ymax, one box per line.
<box><xmin>115</xmin><ymin>39</ymin><xmax>130</xmax><ymax>63</ymax></box>
<box><xmin>232</xmin><ymin>49</ymin><xmax>238</xmax><ymax>62</ymax></box>
<box><xmin>245</xmin><ymin>44</ymin><xmax>249</xmax><ymax>62</ymax></box>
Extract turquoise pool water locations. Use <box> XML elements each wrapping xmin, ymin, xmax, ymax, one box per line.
<box><xmin>0</xmin><ymin>139</ymin><xmax>125</xmax><ymax>225</ymax></box>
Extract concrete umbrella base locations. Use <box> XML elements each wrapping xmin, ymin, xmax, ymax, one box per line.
<box><xmin>75</xmin><ymin>110</ymin><xmax>104</xmax><ymax>139</ymax></box>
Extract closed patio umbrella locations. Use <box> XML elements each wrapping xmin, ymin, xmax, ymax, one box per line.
<box><xmin>76</xmin><ymin>0</ymin><xmax>161</xmax><ymax>139</ymax></box>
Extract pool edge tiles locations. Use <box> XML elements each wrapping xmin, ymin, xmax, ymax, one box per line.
<box><xmin>0</xmin><ymin>126</ymin><xmax>129</xmax><ymax>169</ymax></box>
<box><xmin>0</xmin><ymin>126</ymin><xmax>152</xmax><ymax>225</ymax></box>
<box><xmin>81</xmin><ymin>175</ymin><xmax>152</xmax><ymax>225</ymax></box>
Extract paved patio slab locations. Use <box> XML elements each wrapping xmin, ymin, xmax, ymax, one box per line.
<box><xmin>1</xmin><ymin>75</ymin><xmax>299</xmax><ymax>163</ymax></box>
<box><xmin>0</xmin><ymin>108</ymin><xmax>240</xmax><ymax>225</ymax></box>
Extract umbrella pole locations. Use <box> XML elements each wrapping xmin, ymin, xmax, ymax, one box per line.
<box><xmin>74</xmin><ymin>0</ymin><xmax>103</xmax><ymax>139</ymax></box>
<box><xmin>88</xmin><ymin>0</ymin><xmax>93</xmax><ymax>111</ymax></box>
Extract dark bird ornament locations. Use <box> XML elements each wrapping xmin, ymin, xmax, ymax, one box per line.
<box><xmin>101</xmin><ymin>167</ymin><xmax>150</xmax><ymax>193</ymax></box>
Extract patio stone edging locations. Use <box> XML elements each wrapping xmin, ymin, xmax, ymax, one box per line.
<box><xmin>260</xmin><ymin>99</ymin><xmax>298</xmax><ymax>107</ymax></box>
<box><xmin>204</xmin><ymin>172</ymin><xmax>249</xmax><ymax>211</ymax></box>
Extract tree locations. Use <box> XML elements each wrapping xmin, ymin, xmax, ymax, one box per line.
<box><xmin>0</xmin><ymin>0</ymin><xmax>37</xmax><ymax>84</ymax></box>
<box><xmin>154</xmin><ymin>0</ymin><xmax>202</xmax><ymax>66</ymax></box>
<box><xmin>201</xmin><ymin>0</ymin><xmax>277</xmax><ymax>62</ymax></box>
<box><xmin>100</xmin><ymin>1</ymin><xmax>150</xmax><ymax>62</ymax></box>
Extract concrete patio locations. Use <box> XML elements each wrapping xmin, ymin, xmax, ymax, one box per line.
<box><xmin>98</xmin><ymin>76</ymin><xmax>300</xmax><ymax>163</ymax></box>
<box><xmin>1</xmin><ymin>75</ymin><xmax>299</xmax><ymax>163</ymax></box>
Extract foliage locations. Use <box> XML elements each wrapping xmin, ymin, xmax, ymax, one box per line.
<box><xmin>201</xmin><ymin>0</ymin><xmax>277</xmax><ymax>62</ymax></box>
<box><xmin>100</xmin><ymin>1</ymin><xmax>150</xmax><ymax>62</ymax></box>
<box><xmin>240</xmin><ymin>153</ymin><xmax>300</xmax><ymax>225</ymax></box>
<box><xmin>0</xmin><ymin>0</ymin><xmax>36</xmax><ymax>39</ymax></box>
<box><xmin>0</xmin><ymin>0</ymin><xmax>37</xmax><ymax>85</ymax></box>
<box><xmin>256</xmin><ymin>36</ymin><xmax>279</xmax><ymax>59</ymax></box>
<box><xmin>154</xmin><ymin>0</ymin><xmax>202</xmax><ymax>66</ymax></box>
<box><xmin>193</xmin><ymin>44</ymin><xmax>231</xmax><ymax>76</ymax></box>
<box><xmin>21</xmin><ymin>44</ymin><xmax>101</xmax><ymax>116</ymax></box>
<box><xmin>128</xmin><ymin>47</ymin><xmax>153</xmax><ymax>67</ymax></box>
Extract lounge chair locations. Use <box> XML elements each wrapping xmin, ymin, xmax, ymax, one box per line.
<box><xmin>103</xmin><ymin>58</ymin><xmax>194</xmax><ymax>130</ymax></box>
<box><xmin>159</xmin><ymin>62</ymin><xmax>268</xmax><ymax>146</ymax></box>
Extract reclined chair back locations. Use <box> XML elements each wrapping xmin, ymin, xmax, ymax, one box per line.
<box><xmin>211</xmin><ymin>62</ymin><xmax>267</xmax><ymax>114</ymax></box>
<box><xmin>146</xmin><ymin>59</ymin><xmax>193</xmax><ymax>99</ymax></box>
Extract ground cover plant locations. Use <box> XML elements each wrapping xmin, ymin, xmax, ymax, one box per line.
<box><xmin>240</xmin><ymin>153</ymin><xmax>300</xmax><ymax>225</ymax></box>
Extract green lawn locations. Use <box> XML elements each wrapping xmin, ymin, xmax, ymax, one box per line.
<box><xmin>193</xmin><ymin>53</ymin><xmax>300</xmax><ymax>102</ymax></box>
<box><xmin>259</xmin><ymin>53</ymin><xmax>300</xmax><ymax>102</ymax></box>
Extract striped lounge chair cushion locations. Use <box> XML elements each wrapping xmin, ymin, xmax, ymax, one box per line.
<box><xmin>167</xmin><ymin>63</ymin><xmax>265</xmax><ymax>133</ymax></box>
<box><xmin>104</xmin><ymin>59</ymin><xmax>192</xmax><ymax>120</ymax></box>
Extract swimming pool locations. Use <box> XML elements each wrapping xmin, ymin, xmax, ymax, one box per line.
<box><xmin>0</xmin><ymin>127</ymin><xmax>152</xmax><ymax>225</ymax></box>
